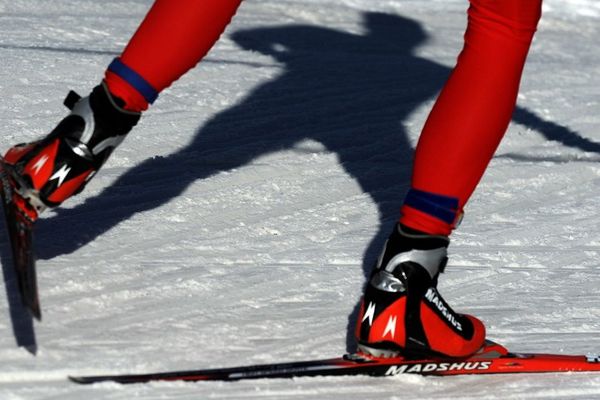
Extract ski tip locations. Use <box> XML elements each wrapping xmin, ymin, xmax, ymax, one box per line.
<box><xmin>69</xmin><ymin>376</ymin><xmax>90</xmax><ymax>384</ymax></box>
<box><xmin>69</xmin><ymin>375</ymin><xmax>109</xmax><ymax>384</ymax></box>
<box><xmin>68</xmin><ymin>376</ymin><xmax>86</xmax><ymax>384</ymax></box>
<box><xmin>69</xmin><ymin>375</ymin><xmax>137</xmax><ymax>385</ymax></box>
<box><xmin>29</xmin><ymin>304</ymin><xmax>42</xmax><ymax>321</ymax></box>
<box><xmin>25</xmin><ymin>295</ymin><xmax>42</xmax><ymax>321</ymax></box>
<box><xmin>19</xmin><ymin>283</ymin><xmax>42</xmax><ymax>321</ymax></box>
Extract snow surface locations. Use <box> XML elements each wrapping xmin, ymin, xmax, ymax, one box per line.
<box><xmin>1</xmin><ymin>0</ymin><xmax>600</xmax><ymax>398</ymax></box>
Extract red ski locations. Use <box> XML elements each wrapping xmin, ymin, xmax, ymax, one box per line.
<box><xmin>70</xmin><ymin>340</ymin><xmax>600</xmax><ymax>384</ymax></box>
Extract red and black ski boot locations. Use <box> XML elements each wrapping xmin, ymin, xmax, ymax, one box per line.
<box><xmin>1</xmin><ymin>82</ymin><xmax>139</xmax><ymax>319</ymax></box>
<box><xmin>355</xmin><ymin>224</ymin><xmax>485</xmax><ymax>358</ymax></box>
<box><xmin>3</xmin><ymin>82</ymin><xmax>140</xmax><ymax>221</ymax></box>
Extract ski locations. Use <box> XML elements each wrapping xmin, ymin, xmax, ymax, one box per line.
<box><xmin>70</xmin><ymin>340</ymin><xmax>600</xmax><ymax>384</ymax></box>
<box><xmin>0</xmin><ymin>157</ymin><xmax>40</xmax><ymax>320</ymax></box>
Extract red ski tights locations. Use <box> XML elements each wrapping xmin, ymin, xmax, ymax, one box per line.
<box><xmin>104</xmin><ymin>0</ymin><xmax>242</xmax><ymax>112</ymax></box>
<box><xmin>400</xmin><ymin>0</ymin><xmax>543</xmax><ymax>235</ymax></box>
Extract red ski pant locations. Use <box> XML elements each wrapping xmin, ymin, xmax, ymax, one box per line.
<box><xmin>105</xmin><ymin>0</ymin><xmax>542</xmax><ymax>237</ymax></box>
<box><xmin>104</xmin><ymin>0</ymin><xmax>242</xmax><ymax>112</ymax></box>
<box><xmin>400</xmin><ymin>0</ymin><xmax>543</xmax><ymax>235</ymax></box>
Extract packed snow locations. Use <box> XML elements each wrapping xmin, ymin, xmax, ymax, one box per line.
<box><xmin>1</xmin><ymin>0</ymin><xmax>600</xmax><ymax>398</ymax></box>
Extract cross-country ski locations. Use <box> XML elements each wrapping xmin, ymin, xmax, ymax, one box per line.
<box><xmin>0</xmin><ymin>157</ymin><xmax>40</xmax><ymax>320</ymax></box>
<box><xmin>70</xmin><ymin>341</ymin><xmax>600</xmax><ymax>384</ymax></box>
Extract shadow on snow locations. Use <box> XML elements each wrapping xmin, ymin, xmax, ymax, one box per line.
<box><xmin>2</xmin><ymin>12</ymin><xmax>595</xmax><ymax>352</ymax></box>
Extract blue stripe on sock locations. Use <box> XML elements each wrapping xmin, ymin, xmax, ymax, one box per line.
<box><xmin>107</xmin><ymin>58</ymin><xmax>158</xmax><ymax>104</ymax></box>
<box><xmin>403</xmin><ymin>189</ymin><xmax>459</xmax><ymax>225</ymax></box>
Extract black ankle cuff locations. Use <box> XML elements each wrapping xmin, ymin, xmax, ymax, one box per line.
<box><xmin>395</xmin><ymin>224</ymin><xmax>449</xmax><ymax>250</ymax></box>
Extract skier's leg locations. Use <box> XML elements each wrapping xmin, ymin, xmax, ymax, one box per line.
<box><xmin>356</xmin><ymin>0</ymin><xmax>542</xmax><ymax>358</ymax></box>
<box><xmin>3</xmin><ymin>0</ymin><xmax>242</xmax><ymax>219</ymax></box>
<box><xmin>400</xmin><ymin>0</ymin><xmax>543</xmax><ymax>236</ymax></box>
<box><xmin>105</xmin><ymin>0</ymin><xmax>242</xmax><ymax>112</ymax></box>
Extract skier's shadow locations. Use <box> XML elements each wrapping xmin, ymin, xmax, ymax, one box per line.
<box><xmin>37</xmin><ymin>14</ymin><xmax>433</xmax><ymax>327</ymax></box>
<box><xmin>28</xmin><ymin>12</ymin><xmax>597</xmax><ymax>352</ymax></box>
